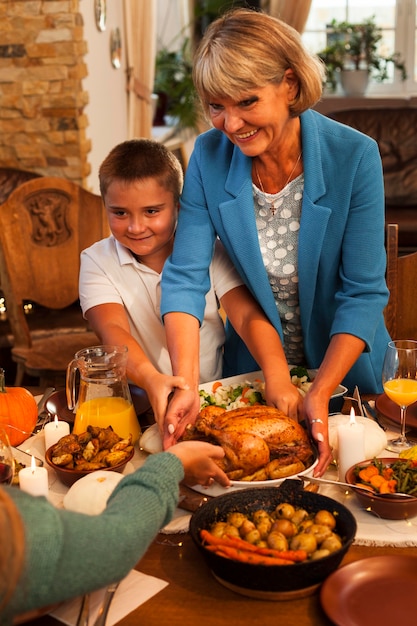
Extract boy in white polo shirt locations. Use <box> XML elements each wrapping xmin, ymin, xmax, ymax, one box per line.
<box><xmin>79</xmin><ymin>139</ymin><xmax>286</xmax><ymax>440</ymax></box>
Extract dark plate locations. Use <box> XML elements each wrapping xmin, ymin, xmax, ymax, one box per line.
<box><xmin>375</xmin><ymin>392</ymin><xmax>417</xmax><ymax>429</ymax></box>
<box><xmin>190</xmin><ymin>479</ymin><xmax>357</xmax><ymax>594</ymax></box>
<box><xmin>45</xmin><ymin>385</ymin><xmax>151</xmax><ymax>425</ymax></box>
<box><xmin>320</xmin><ymin>556</ymin><xmax>417</xmax><ymax>626</ymax></box>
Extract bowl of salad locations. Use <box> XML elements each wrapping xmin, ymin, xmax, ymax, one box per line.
<box><xmin>199</xmin><ymin>368</ymin><xmax>347</xmax><ymax>414</ymax></box>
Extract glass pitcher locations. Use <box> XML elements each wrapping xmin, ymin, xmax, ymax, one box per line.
<box><xmin>66</xmin><ymin>345</ymin><xmax>141</xmax><ymax>444</ymax></box>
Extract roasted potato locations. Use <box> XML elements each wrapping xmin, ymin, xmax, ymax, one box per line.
<box><xmin>50</xmin><ymin>427</ymin><xmax>133</xmax><ymax>470</ymax></box>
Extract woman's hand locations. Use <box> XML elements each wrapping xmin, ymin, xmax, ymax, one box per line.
<box><xmin>162</xmin><ymin>387</ymin><xmax>201</xmax><ymax>449</ymax></box>
<box><xmin>264</xmin><ymin>378</ymin><xmax>304</xmax><ymax>421</ymax></box>
<box><xmin>168</xmin><ymin>441</ymin><xmax>230</xmax><ymax>488</ymax></box>
<box><xmin>302</xmin><ymin>390</ymin><xmax>333</xmax><ymax>476</ymax></box>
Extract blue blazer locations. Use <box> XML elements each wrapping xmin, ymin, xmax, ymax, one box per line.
<box><xmin>161</xmin><ymin>109</ymin><xmax>391</xmax><ymax>393</ymax></box>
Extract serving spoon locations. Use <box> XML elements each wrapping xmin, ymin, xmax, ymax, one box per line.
<box><xmin>298</xmin><ymin>475</ymin><xmax>415</xmax><ymax>500</ymax></box>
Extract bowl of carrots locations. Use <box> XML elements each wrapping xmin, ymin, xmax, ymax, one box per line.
<box><xmin>189</xmin><ymin>479</ymin><xmax>356</xmax><ymax>598</ymax></box>
<box><xmin>345</xmin><ymin>457</ymin><xmax>417</xmax><ymax>520</ymax></box>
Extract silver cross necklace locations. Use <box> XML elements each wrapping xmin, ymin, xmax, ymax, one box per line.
<box><xmin>254</xmin><ymin>152</ymin><xmax>302</xmax><ymax>216</ymax></box>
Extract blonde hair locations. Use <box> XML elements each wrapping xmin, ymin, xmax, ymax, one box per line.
<box><xmin>0</xmin><ymin>489</ymin><xmax>25</xmax><ymax>612</ymax></box>
<box><xmin>193</xmin><ymin>8</ymin><xmax>325</xmax><ymax>118</ymax></box>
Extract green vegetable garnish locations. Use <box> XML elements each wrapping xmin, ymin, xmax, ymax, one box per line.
<box><xmin>289</xmin><ymin>366</ymin><xmax>310</xmax><ymax>380</ymax></box>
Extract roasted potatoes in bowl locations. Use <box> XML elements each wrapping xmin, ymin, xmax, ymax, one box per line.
<box><xmin>190</xmin><ymin>479</ymin><xmax>356</xmax><ymax>597</ymax></box>
<box><xmin>45</xmin><ymin>425</ymin><xmax>134</xmax><ymax>487</ymax></box>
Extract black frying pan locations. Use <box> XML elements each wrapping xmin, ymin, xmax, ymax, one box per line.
<box><xmin>189</xmin><ymin>479</ymin><xmax>357</xmax><ymax>594</ymax></box>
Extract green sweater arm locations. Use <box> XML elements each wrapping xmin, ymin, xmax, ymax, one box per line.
<box><xmin>2</xmin><ymin>452</ymin><xmax>183</xmax><ymax>624</ymax></box>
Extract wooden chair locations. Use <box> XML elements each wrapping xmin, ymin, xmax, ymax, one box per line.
<box><xmin>0</xmin><ymin>177</ymin><xmax>110</xmax><ymax>386</ymax></box>
<box><xmin>384</xmin><ymin>223</ymin><xmax>417</xmax><ymax>340</ymax></box>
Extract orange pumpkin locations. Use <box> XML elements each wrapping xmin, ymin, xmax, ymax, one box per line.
<box><xmin>0</xmin><ymin>368</ymin><xmax>38</xmax><ymax>446</ymax></box>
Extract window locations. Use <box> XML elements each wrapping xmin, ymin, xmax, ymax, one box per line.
<box><xmin>303</xmin><ymin>0</ymin><xmax>417</xmax><ymax>95</ymax></box>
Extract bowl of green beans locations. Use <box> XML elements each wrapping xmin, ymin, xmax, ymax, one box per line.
<box><xmin>345</xmin><ymin>457</ymin><xmax>417</xmax><ymax>520</ymax></box>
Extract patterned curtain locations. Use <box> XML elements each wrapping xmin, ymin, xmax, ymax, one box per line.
<box><xmin>124</xmin><ymin>0</ymin><xmax>156</xmax><ymax>138</ymax></box>
<box><xmin>263</xmin><ymin>0</ymin><xmax>312</xmax><ymax>33</ymax></box>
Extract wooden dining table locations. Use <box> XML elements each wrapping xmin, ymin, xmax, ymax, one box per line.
<box><xmin>21</xmin><ymin>393</ymin><xmax>417</xmax><ymax>626</ymax></box>
<box><xmin>25</xmin><ymin>534</ymin><xmax>417</xmax><ymax>626</ymax></box>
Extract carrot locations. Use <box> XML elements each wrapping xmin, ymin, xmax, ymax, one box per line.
<box><xmin>355</xmin><ymin>482</ymin><xmax>375</xmax><ymax>492</ymax></box>
<box><xmin>382</xmin><ymin>467</ymin><xmax>394</xmax><ymax>480</ymax></box>
<box><xmin>358</xmin><ymin>465</ymin><xmax>379</xmax><ymax>482</ymax></box>
<box><xmin>224</xmin><ymin>535</ymin><xmax>307</xmax><ymax>562</ymax></box>
<box><xmin>369</xmin><ymin>474</ymin><xmax>387</xmax><ymax>489</ymax></box>
<box><xmin>212</xmin><ymin>381</ymin><xmax>223</xmax><ymax>393</ymax></box>
<box><xmin>379</xmin><ymin>479</ymin><xmax>397</xmax><ymax>494</ymax></box>
<box><xmin>255</xmin><ymin>547</ymin><xmax>308</xmax><ymax>562</ymax></box>
<box><xmin>200</xmin><ymin>530</ymin><xmax>307</xmax><ymax>563</ymax></box>
<box><xmin>206</xmin><ymin>544</ymin><xmax>294</xmax><ymax>565</ymax></box>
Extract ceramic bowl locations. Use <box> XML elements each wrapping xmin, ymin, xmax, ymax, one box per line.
<box><xmin>45</xmin><ymin>444</ymin><xmax>134</xmax><ymax>487</ymax></box>
<box><xmin>190</xmin><ymin>479</ymin><xmax>357</xmax><ymax>598</ymax></box>
<box><xmin>345</xmin><ymin>457</ymin><xmax>417</xmax><ymax>520</ymax></box>
<box><xmin>328</xmin><ymin>384</ymin><xmax>348</xmax><ymax>413</ymax></box>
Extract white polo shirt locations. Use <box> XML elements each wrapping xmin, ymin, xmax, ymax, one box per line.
<box><xmin>79</xmin><ymin>236</ymin><xmax>243</xmax><ymax>383</ymax></box>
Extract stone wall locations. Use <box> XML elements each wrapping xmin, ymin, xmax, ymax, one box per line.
<box><xmin>0</xmin><ymin>0</ymin><xmax>90</xmax><ymax>186</ymax></box>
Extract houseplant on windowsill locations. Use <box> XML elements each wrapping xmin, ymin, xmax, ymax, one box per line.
<box><xmin>153</xmin><ymin>37</ymin><xmax>201</xmax><ymax>131</ymax></box>
<box><xmin>317</xmin><ymin>16</ymin><xmax>407</xmax><ymax>96</ymax></box>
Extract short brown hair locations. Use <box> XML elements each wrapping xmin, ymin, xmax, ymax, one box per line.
<box><xmin>193</xmin><ymin>8</ymin><xmax>325</xmax><ymax>118</ymax></box>
<box><xmin>99</xmin><ymin>139</ymin><xmax>183</xmax><ymax>203</ymax></box>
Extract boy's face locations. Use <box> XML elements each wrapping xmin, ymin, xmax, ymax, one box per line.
<box><xmin>104</xmin><ymin>177</ymin><xmax>178</xmax><ymax>271</ymax></box>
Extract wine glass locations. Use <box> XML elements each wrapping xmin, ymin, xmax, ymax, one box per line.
<box><xmin>0</xmin><ymin>426</ymin><xmax>15</xmax><ymax>485</ymax></box>
<box><xmin>382</xmin><ymin>339</ymin><xmax>417</xmax><ymax>453</ymax></box>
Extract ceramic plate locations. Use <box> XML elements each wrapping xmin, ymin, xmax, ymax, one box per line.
<box><xmin>375</xmin><ymin>393</ymin><xmax>417</xmax><ymax>430</ymax></box>
<box><xmin>190</xmin><ymin>456</ymin><xmax>318</xmax><ymax>497</ymax></box>
<box><xmin>320</xmin><ymin>556</ymin><xmax>417</xmax><ymax>626</ymax></box>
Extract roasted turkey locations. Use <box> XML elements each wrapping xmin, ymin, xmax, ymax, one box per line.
<box><xmin>181</xmin><ymin>405</ymin><xmax>315</xmax><ymax>481</ymax></box>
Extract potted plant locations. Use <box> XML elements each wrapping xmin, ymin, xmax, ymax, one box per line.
<box><xmin>153</xmin><ymin>37</ymin><xmax>200</xmax><ymax>131</ymax></box>
<box><xmin>317</xmin><ymin>16</ymin><xmax>407</xmax><ymax>95</ymax></box>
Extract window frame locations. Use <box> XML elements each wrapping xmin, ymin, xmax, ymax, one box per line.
<box><xmin>303</xmin><ymin>0</ymin><xmax>417</xmax><ymax>96</ymax></box>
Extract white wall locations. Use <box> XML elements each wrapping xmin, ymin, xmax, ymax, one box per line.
<box><xmin>80</xmin><ymin>1</ymin><xmax>190</xmax><ymax>194</ymax></box>
<box><xmin>80</xmin><ymin>2</ymin><xmax>128</xmax><ymax>194</ymax></box>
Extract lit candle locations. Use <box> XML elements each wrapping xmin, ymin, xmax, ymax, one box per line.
<box><xmin>44</xmin><ymin>415</ymin><xmax>70</xmax><ymax>451</ymax></box>
<box><xmin>337</xmin><ymin>407</ymin><xmax>365</xmax><ymax>481</ymax></box>
<box><xmin>19</xmin><ymin>455</ymin><xmax>49</xmax><ymax>497</ymax></box>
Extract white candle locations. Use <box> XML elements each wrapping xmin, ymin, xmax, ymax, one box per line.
<box><xmin>19</xmin><ymin>455</ymin><xmax>49</xmax><ymax>497</ymax></box>
<box><xmin>44</xmin><ymin>415</ymin><xmax>70</xmax><ymax>451</ymax></box>
<box><xmin>337</xmin><ymin>407</ymin><xmax>365</xmax><ymax>481</ymax></box>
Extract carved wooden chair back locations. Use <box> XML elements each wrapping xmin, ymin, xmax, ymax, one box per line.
<box><xmin>0</xmin><ymin>177</ymin><xmax>109</xmax><ymax>385</ymax></box>
<box><xmin>385</xmin><ymin>223</ymin><xmax>417</xmax><ymax>340</ymax></box>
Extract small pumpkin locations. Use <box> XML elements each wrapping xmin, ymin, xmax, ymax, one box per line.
<box><xmin>0</xmin><ymin>368</ymin><xmax>38</xmax><ymax>446</ymax></box>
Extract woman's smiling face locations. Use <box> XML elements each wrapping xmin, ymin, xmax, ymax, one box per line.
<box><xmin>207</xmin><ymin>76</ymin><xmax>298</xmax><ymax>157</ymax></box>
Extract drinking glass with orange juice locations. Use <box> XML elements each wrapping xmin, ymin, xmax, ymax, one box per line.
<box><xmin>382</xmin><ymin>340</ymin><xmax>417</xmax><ymax>452</ymax></box>
<box><xmin>66</xmin><ymin>345</ymin><xmax>141</xmax><ymax>444</ymax></box>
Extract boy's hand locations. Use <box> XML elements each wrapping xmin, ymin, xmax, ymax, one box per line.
<box><xmin>168</xmin><ymin>440</ymin><xmax>230</xmax><ymax>487</ymax></box>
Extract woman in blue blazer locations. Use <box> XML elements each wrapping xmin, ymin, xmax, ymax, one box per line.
<box><xmin>160</xmin><ymin>9</ymin><xmax>390</xmax><ymax>475</ymax></box>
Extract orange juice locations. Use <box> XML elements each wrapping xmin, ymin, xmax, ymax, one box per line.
<box><xmin>73</xmin><ymin>396</ymin><xmax>141</xmax><ymax>443</ymax></box>
<box><xmin>383</xmin><ymin>379</ymin><xmax>417</xmax><ymax>407</ymax></box>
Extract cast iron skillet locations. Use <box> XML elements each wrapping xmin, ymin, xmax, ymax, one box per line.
<box><xmin>190</xmin><ymin>479</ymin><xmax>357</xmax><ymax>593</ymax></box>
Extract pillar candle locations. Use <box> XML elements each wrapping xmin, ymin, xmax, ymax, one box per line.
<box><xmin>44</xmin><ymin>415</ymin><xmax>70</xmax><ymax>451</ymax></box>
<box><xmin>337</xmin><ymin>408</ymin><xmax>365</xmax><ymax>481</ymax></box>
<box><xmin>19</xmin><ymin>455</ymin><xmax>49</xmax><ymax>497</ymax></box>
